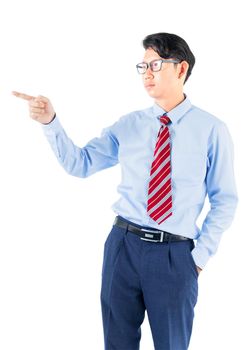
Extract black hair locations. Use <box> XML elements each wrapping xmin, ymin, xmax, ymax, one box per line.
<box><xmin>142</xmin><ymin>32</ymin><xmax>195</xmax><ymax>83</ymax></box>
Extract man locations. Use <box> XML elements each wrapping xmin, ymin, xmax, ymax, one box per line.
<box><xmin>13</xmin><ymin>32</ymin><xmax>238</xmax><ymax>350</ymax></box>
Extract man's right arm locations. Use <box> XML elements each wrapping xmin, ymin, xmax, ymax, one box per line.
<box><xmin>42</xmin><ymin>115</ymin><xmax>119</xmax><ymax>178</ymax></box>
<box><xmin>13</xmin><ymin>91</ymin><xmax>119</xmax><ymax>178</ymax></box>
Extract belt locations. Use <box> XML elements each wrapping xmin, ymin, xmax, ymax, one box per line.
<box><xmin>114</xmin><ymin>216</ymin><xmax>192</xmax><ymax>243</ymax></box>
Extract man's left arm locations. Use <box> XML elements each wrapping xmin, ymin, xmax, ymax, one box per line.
<box><xmin>192</xmin><ymin>122</ymin><xmax>238</xmax><ymax>270</ymax></box>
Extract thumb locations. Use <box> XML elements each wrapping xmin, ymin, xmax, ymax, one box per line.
<box><xmin>36</xmin><ymin>95</ymin><xmax>50</xmax><ymax>103</ymax></box>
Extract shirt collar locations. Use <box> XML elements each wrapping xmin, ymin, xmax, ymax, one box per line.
<box><xmin>151</xmin><ymin>94</ymin><xmax>192</xmax><ymax>124</ymax></box>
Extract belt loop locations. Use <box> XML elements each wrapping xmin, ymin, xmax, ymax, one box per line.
<box><xmin>167</xmin><ymin>234</ymin><xmax>173</xmax><ymax>245</ymax></box>
<box><xmin>124</xmin><ymin>222</ymin><xmax>129</xmax><ymax>235</ymax></box>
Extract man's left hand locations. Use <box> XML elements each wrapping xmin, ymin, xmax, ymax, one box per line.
<box><xmin>196</xmin><ymin>266</ymin><xmax>202</xmax><ymax>275</ymax></box>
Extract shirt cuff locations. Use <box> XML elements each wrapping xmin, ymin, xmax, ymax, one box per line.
<box><xmin>42</xmin><ymin>115</ymin><xmax>63</xmax><ymax>135</ymax></box>
<box><xmin>191</xmin><ymin>244</ymin><xmax>211</xmax><ymax>270</ymax></box>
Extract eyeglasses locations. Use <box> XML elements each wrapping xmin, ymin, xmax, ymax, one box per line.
<box><xmin>136</xmin><ymin>59</ymin><xmax>180</xmax><ymax>74</ymax></box>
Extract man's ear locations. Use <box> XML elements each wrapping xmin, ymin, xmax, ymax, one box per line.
<box><xmin>178</xmin><ymin>61</ymin><xmax>189</xmax><ymax>82</ymax></box>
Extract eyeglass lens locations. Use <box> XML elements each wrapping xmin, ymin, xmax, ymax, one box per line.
<box><xmin>136</xmin><ymin>60</ymin><xmax>162</xmax><ymax>74</ymax></box>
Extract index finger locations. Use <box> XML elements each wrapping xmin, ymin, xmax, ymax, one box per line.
<box><xmin>12</xmin><ymin>91</ymin><xmax>35</xmax><ymax>101</ymax></box>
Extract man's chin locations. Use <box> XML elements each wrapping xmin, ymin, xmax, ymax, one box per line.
<box><xmin>146</xmin><ymin>90</ymin><xmax>156</xmax><ymax>98</ymax></box>
<box><xmin>146</xmin><ymin>91</ymin><xmax>161</xmax><ymax>100</ymax></box>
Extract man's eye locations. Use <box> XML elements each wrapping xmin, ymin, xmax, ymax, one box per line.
<box><xmin>152</xmin><ymin>62</ymin><xmax>159</xmax><ymax>69</ymax></box>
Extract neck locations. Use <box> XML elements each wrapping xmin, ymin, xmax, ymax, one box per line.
<box><xmin>155</xmin><ymin>92</ymin><xmax>185</xmax><ymax>112</ymax></box>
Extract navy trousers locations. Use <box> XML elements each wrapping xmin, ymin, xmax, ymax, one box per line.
<box><xmin>100</xmin><ymin>217</ymin><xmax>198</xmax><ymax>350</ymax></box>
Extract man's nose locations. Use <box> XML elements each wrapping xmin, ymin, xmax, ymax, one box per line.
<box><xmin>144</xmin><ymin>67</ymin><xmax>154</xmax><ymax>79</ymax></box>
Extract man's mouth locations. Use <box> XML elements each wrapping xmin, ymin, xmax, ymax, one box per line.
<box><xmin>145</xmin><ymin>84</ymin><xmax>155</xmax><ymax>89</ymax></box>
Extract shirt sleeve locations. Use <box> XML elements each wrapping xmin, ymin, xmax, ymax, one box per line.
<box><xmin>42</xmin><ymin>116</ymin><xmax>119</xmax><ymax>178</ymax></box>
<box><xmin>191</xmin><ymin>122</ymin><xmax>238</xmax><ymax>269</ymax></box>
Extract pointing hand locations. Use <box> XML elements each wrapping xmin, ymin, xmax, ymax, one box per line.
<box><xmin>12</xmin><ymin>91</ymin><xmax>56</xmax><ymax>124</ymax></box>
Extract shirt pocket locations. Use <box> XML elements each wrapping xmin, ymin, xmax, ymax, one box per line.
<box><xmin>172</xmin><ymin>152</ymin><xmax>207</xmax><ymax>185</ymax></box>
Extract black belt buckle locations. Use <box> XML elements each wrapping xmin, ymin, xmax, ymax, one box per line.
<box><xmin>140</xmin><ymin>228</ymin><xmax>164</xmax><ymax>242</ymax></box>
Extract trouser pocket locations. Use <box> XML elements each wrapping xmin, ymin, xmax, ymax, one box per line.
<box><xmin>187</xmin><ymin>240</ymin><xmax>199</xmax><ymax>278</ymax></box>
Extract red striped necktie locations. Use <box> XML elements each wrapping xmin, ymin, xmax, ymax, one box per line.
<box><xmin>147</xmin><ymin>113</ymin><xmax>172</xmax><ymax>224</ymax></box>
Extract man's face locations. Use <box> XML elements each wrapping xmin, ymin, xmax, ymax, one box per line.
<box><xmin>141</xmin><ymin>48</ymin><xmax>182</xmax><ymax>101</ymax></box>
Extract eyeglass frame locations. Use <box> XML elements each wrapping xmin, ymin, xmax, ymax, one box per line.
<box><xmin>136</xmin><ymin>58</ymin><xmax>180</xmax><ymax>74</ymax></box>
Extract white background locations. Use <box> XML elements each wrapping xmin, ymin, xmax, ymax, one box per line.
<box><xmin>0</xmin><ymin>0</ymin><xmax>242</xmax><ymax>349</ymax></box>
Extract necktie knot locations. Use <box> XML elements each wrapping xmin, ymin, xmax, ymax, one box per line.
<box><xmin>160</xmin><ymin>114</ymin><xmax>170</xmax><ymax>125</ymax></box>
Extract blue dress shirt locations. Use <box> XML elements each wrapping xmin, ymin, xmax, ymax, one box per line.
<box><xmin>42</xmin><ymin>96</ymin><xmax>238</xmax><ymax>269</ymax></box>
